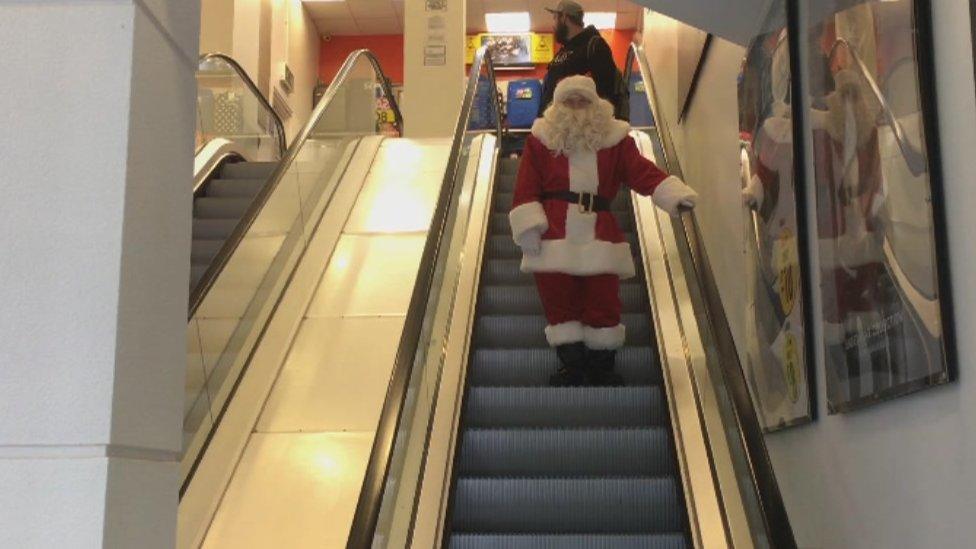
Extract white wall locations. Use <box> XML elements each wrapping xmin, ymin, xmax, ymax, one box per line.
<box><xmin>402</xmin><ymin>0</ymin><xmax>465</xmax><ymax>137</ymax></box>
<box><xmin>643</xmin><ymin>2</ymin><xmax>976</xmax><ymax>547</ymax></box>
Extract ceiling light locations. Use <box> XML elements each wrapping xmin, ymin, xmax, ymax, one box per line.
<box><xmin>584</xmin><ymin>12</ymin><xmax>617</xmax><ymax>30</ymax></box>
<box><xmin>486</xmin><ymin>12</ymin><xmax>531</xmax><ymax>33</ymax></box>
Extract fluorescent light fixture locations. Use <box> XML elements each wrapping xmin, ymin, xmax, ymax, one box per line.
<box><xmin>584</xmin><ymin>12</ymin><xmax>617</xmax><ymax>30</ymax></box>
<box><xmin>486</xmin><ymin>12</ymin><xmax>531</xmax><ymax>33</ymax></box>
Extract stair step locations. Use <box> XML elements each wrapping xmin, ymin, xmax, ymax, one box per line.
<box><xmin>451</xmin><ymin>477</ymin><xmax>684</xmax><ymax>534</ymax></box>
<box><xmin>191</xmin><ymin>239</ymin><xmax>224</xmax><ymax>263</ymax></box>
<box><xmin>194</xmin><ymin>197</ymin><xmax>253</xmax><ymax>220</ymax></box>
<box><xmin>206</xmin><ymin>178</ymin><xmax>266</xmax><ymax>198</ymax></box>
<box><xmin>489</xmin><ymin>212</ymin><xmax>635</xmax><ymax>236</ymax></box>
<box><xmin>220</xmin><ymin>161</ymin><xmax>278</xmax><ymax>180</ymax></box>
<box><xmin>458</xmin><ymin>428</ymin><xmax>677</xmax><ymax>477</ymax></box>
<box><xmin>497</xmin><ymin>158</ymin><xmax>521</xmax><ymax>176</ymax></box>
<box><xmin>485</xmin><ymin>234</ymin><xmax>640</xmax><ymax>261</ymax></box>
<box><xmin>190</xmin><ymin>263</ymin><xmax>209</xmax><ymax>290</ymax></box>
<box><xmin>449</xmin><ymin>533</ymin><xmax>688</xmax><ymax>549</ymax></box>
<box><xmin>474</xmin><ymin>314</ymin><xmax>651</xmax><ymax>348</ymax></box>
<box><xmin>463</xmin><ymin>386</ymin><xmax>667</xmax><ymax>428</ymax></box>
<box><xmin>494</xmin><ymin>192</ymin><xmax>633</xmax><ymax>214</ymax></box>
<box><xmin>192</xmin><ymin>218</ymin><xmax>239</xmax><ymax>241</ymax></box>
<box><xmin>480</xmin><ymin>259</ymin><xmax>645</xmax><ymax>287</ymax></box>
<box><xmin>468</xmin><ymin>347</ymin><xmax>660</xmax><ymax>387</ymax></box>
<box><xmin>479</xmin><ymin>284</ymin><xmax>648</xmax><ymax>315</ymax></box>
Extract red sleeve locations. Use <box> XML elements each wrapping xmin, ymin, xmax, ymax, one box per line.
<box><xmin>509</xmin><ymin>136</ymin><xmax>549</xmax><ymax>243</ymax></box>
<box><xmin>618</xmin><ymin>136</ymin><xmax>670</xmax><ymax>196</ymax></box>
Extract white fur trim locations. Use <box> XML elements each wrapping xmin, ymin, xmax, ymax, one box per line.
<box><xmin>568</xmin><ymin>151</ymin><xmax>599</xmax><ymax>193</ymax></box>
<box><xmin>554</xmin><ymin>75</ymin><xmax>600</xmax><ymax>104</ymax></box>
<box><xmin>521</xmin><ymin>238</ymin><xmax>636</xmax><ymax>279</ymax></box>
<box><xmin>545</xmin><ymin>321</ymin><xmax>585</xmax><ymax>346</ymax></box>
<box><xmin>652</xmin><ymin>176</ymin><xmax>698</xmax><ymax>216</ymax></box>
<box><xmin>509</xmin><ymin>202</ymin><xmax>548</xmax><ymax>246</ymax></box>
<box><xmin>584</xmin><ymin>324</ymin><xmax>626</xmax><ymax>350</ymax></box>
<box><xmin>531</xmin><ymin>118</ymin><xmax>632</xmax><ymax>152</ymax></box>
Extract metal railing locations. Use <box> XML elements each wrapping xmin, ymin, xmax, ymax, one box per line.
<box><xmin>345</xmin><ymin>45</ymin><xmax>502</xmax><ymax>548</ymax></box>
<box><xmin>627</xmin><ymin>42</ymin><xmax>798</xmax><ymax>548</ymax></box>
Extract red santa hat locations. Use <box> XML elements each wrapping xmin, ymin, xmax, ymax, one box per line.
<box><xmin>553</xmin><ymin>75</ymin><xmax>601</xmax><ymax>105</ymax></box>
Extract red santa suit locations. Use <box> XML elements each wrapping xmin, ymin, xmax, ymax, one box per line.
<box><xmin>509</xmin><ymin>76</ymin><xmax>696</xmax><ymax>350</ymax></box>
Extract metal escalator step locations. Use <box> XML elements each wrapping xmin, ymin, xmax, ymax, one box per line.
<box><xmin>494</xmin><ymin>193</ymin><xmax>632</xmax><ymax>214</ymax></box>
<box><xmin>463</xmin><ymin>386</ymin><xmax>667</xmax><ymax>428</ymax></box>
<box><xmin>486</xmin><ymin>234</ymin><xmax>640</xmax><ymax>261</ymax></box>
<box><xmin>449</xmin><ymin>533</ymin><xmax>688</xmax><ymax>549</ymax></box>
<box><xmin>475</xmin><ymin>314</ymin><xmax>651</xmax><ymax>348</ymax></box>
<box><xmin>489</xmin><ymin>213</ymin><xmax>636</xmax><ymax>236</ymax></box>
<box><xmin>479</xmin><ymin>283</ymin><xmax>648</xmax><ymax>315</ymax></box>
<box><xmin>220</xmin><ymin>161</ymin><xmax>278</xmax><ymax>180</ymax></box>
<box><xmin>451</xmin><ymin>477</ymin><xmax>684</xmax><ymax>534</ymax></box>
<box><xmin>191</xmin><ymin>239</ymin><xmax>224</xmax><ymax>263</ymax></box>
<box><xmin>497</xmin><ymin>158</ymin><xmax>521</xmax><ymax>176</ymax></box>
<box><xmin>468</xmin><ymin>347</ymin><xmax>661</xmax><ymax>387</ymax></box>
<box><xmin>190</xmin><ymin>263</ymin><xmax>208</xmax><ymax>289</ymax></box>
<box><xmin>458</xmin><ymin>428</ymin><xmax>677</xmax><ymax>477</ymax></box>
<box><xmin>206</xmin><ymin>178</ymin><xmax>266</xmax><ymax>198</ymax></box>
<box><xmin>194</xmin><ymin>197</ymin><xmax>253</xmax><ymax>220</ymax></box>
<box><xmin>480</xmin><ymin>259</ymin><xmax>645</xmax><ymax>286</ymax></box>
<box><xmin>192</xmin><ymin>218</ymin><xmax>239</xmax><ymax>241</ymax></box>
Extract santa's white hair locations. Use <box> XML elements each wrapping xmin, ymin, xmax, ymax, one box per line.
<box><xmin>540</xmin><ymin>97</ymin><xmax>616</xmax><ymax>156</ymax></box>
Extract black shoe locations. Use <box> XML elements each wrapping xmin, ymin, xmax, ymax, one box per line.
<box><xmin>586</xmin><ymin>349</ymin><xmax>625</xmax><ymax>386</ymax></box>
<box><xmin>550</xmin><ymin>342</ymin><xmax>588</xmax><ymax>387</ymax></box>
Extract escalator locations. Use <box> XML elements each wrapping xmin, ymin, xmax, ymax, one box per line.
<box><xmin>345</xmin><ymin>43</ymin><xmax>797</xmax><ymax>549</ymax></box>
<box><xmin>445</xmin><ymin>156</ymin><xmax>690</xmax><ymax>547</ymax></box>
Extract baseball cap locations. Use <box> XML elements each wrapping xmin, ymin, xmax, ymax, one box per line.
<box><xmin>546</xmin><ymin>0</ymin><xmax>584</xmax><ymax>19</ymax></box>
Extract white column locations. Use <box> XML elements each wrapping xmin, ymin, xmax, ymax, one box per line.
<box><xmin>402</xmin><ymin>0</ymin><xmax>466</xmax><ymax>137</ymax></box>
<box><xmin>0</xmin><ymin>1</ymin><xmax>199</xmax><ymax>547</ymax></box>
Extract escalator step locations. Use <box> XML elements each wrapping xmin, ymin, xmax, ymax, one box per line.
<box><xmin>191</xmin><ymin>239</ymin><xmax>224</xmax><ymax>263</ymax></box>
<box><xmin>480</xmin><ymin>259</ymin><xmax>645</xmax><ymax>287</ymax></box>
<box><xmin>468</xmin><ymin>347</ymin><xmax>660</xmax><ymax>387</ymax></box>
<box><xmin>194</xmin><ymin>197</ymin><xmax>254</xmax><ymax>220</ymax></box>
<box><xmin>494</xmin><ymin>193</ymin><xmax>632</xmax><ymax>214</ymax></box>
<box><xmin>479</xmin><ymin>283</ymin><xmax>648</xmax><ymax>315</ymax></box>
<box><xmin>494</xmin><ymin>174</ymin><xmax>517</xmax><ymax>193</ymax></box>
<box><xmin>451</xmin><ymin>477</ymin><xmax>684</xmax><ymax>534</ymax></box>
<box><xmin>190</xmin><ymin>263</ymin><xmax>209</xmax><ymax>289</ymax></box>
<box><xmin>485</xmin><ymin>234</ymin><xmax>640</xmax><ymax>261</ymax></box>
<box><xmin>463</xmin><ymin>386</ymin><xmax>667</xmax><ymax>428</ymax></box>
<box><xmin>458</xmin><ymin>428</ymin><xmax>677</xmax><ymax>477</ymax></box>
<box><xmin>192</xmin><ymin>218</ymin><xmax>239</xmax><ymax>241</ymax></box>
<box><xmin>488</xmin><ymin>213</ymin><xmax>636</xmax><ymax>236</ymax></box>
<box><xmin>497</xmin><ymin>158</ymin><xmax>521</xmax><ymax>176</ymax></box>
<box><xmin>221</xmin><ymin>161</ymin><xmax>278</xmax><ymax>180</ymax></box>
<box><xmin>206</xmin><ymin>178</ymin><xmax>266</xmax><ymax>198</ymax></box>
<box><xmin>474</xmin><ymin>314</ymin><xmax>651</xmax><ymax>348</ymax></box>
<box><xmin>449</xmin><ymin>534</ymin><xmax>688</xmax><ymax>549</ymax></box>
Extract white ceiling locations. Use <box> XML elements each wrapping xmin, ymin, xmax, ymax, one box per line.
<box><xmin>305</xmin><ymin>0</ymin><xmax>643</xmax><ymax>37</ymax></box>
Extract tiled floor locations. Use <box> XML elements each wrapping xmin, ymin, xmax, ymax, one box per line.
<box><xmin>201</xmin><ymin>139</ymin><xmax>447</xmax><ymax>548</ymax></box>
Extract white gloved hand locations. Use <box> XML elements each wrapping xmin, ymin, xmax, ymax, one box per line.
<box><xmin>742</xmin><ymin>174</ymin><xmax>764</xmax><ymax>210</ymax></box>
<box><xmin>652</xmin><ymin>177</ymin><xmax>699</xmax><ymax>216</ymax></box>
<box><xmin>518</xmin><ymin>230</ymin><xmax>542</xmax><ymax>256</ymax></box>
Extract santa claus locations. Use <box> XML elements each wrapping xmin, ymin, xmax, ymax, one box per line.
<box><xmin>509</xmin><ymin>75</ymin><xmax>698</xmax><ymax>386</ymax></box>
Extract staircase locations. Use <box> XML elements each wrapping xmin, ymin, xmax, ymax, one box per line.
<box><xmin>446</xmin><ymin>155</ymin><xmax>690</xmax><ymax>549</ymax></box>
<box><xmin>190</xmin><ymin>161</ymin><xmax>278</xmax><ymax>291</ymax></box>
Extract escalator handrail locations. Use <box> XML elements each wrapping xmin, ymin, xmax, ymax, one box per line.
<box><xmin>345</xmin><ymin>46</ymin><xmax>501</xmax><ymax>548</ymax></box>
<box><xmin>827</xmin><ymin>39</ymin><xmax>927</xmax><ymax>177</ymax></box>
<box><xmin>188</xmin><ymin>49</ymin><xmax>403</xmax><ymax>318</ymax></box>
<box><xmin>198</xmin><ymin>52</ymin><xmax>288</xmax><ymax>157</ymax></box>
<box><xmin>627</xmin><ymin>43</ymin><xmax>798</xmax><ymax>548</ymax></box>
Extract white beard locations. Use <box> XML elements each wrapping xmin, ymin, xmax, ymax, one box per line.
<box><xmin>541</xmin><ymin>99</ymin><xmax>616</xmax><ymax>156</ymax></box>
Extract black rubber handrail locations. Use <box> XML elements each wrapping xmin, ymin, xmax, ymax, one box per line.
<box><xmin>198</xmin><ymin>52</ymin><xmax>288</xmax><ymax>157</ymax></box>
<box><xmin>344</xmin><ymin>46</ymin><xmax>501</xmax><ymax>548</ymax></box>
<box><xmin>188</xmin><ymin>49</ymin><xmax>403</xmax><ymax>319</ymax></box>
<box><xmin>627</xmin><ymin>42</ymin><xmax>798</xmax><ymax>548</ymax></box>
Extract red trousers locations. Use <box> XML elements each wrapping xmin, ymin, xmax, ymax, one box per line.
<box><xmin>534</xmin><ymin>273</ymin><xmax>624</xmax><ymax>349</ymax></box>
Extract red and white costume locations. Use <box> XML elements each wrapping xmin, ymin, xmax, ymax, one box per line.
<box><xmin>509</xmin><ymin>76</ymin><xmax>695</xmax><ymax>350</ymax></box>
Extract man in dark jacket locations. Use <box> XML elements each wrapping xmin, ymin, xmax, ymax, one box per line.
<box><xmin>538</xmin><ymin>0</ymin><xmax>625</xmax><ymax>119</ymax></box>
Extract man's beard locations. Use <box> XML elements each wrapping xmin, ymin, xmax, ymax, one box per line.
<box><xmin>542</xmin><ymin>100</ymin><xmax>615</xmax><ymax>155</ymax></box>
<box><xmin>555</xmin><ymin>22</ymin><xmax>570</xmax><ymax>44</ymax></box>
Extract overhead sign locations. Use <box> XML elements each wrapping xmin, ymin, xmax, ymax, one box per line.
<box><xmin>466</xmin><ymin>33</ymin><xmax>555</xmax><ymax>66</ymax></box>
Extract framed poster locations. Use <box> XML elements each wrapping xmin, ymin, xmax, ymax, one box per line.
<box><xmin>804</xmin><ymin>0</ymin><xmax>954</xmax><ymax>413</ymax></box>
<box><xmin>737</xmin><ymin>0</ymin><xmax>815</xmax><ymax>431</ymax></box>
<box><xmin>481</xmin><ymin>33</ymin><xmax>534</xmax><ymax>68</ymax></box>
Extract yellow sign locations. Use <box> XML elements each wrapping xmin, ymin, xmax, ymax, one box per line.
<box><xmin>465</xmin><ymin>33</ymin><xmax>555</xmax><ymax>64</ymax></box>
<box><xmin>774</xmin><ymin>228</ymin><xmax>798</xmax><ymax>316</ymax></box>
<box><xmin>784</xmin><ymin>333</ymin><xmax>800</xmax><ymax>403</ymax></box>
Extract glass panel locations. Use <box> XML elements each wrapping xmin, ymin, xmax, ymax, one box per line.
<box><xmin>367</xmin><ymin>52</ymin><xmax>501</xmax><ymax>548</ymax></box>
<box><xmin>181</xmin><ymin>53</ymin><xmax>399</xmax><ymax>485</ymax></box>
<box><xmin>196</xmin><ymin>55</ymin><xmax>284</xmax><ymax>161</ymax></box>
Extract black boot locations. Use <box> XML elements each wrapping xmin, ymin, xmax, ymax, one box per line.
<box><xmin>550</xmin><ymin>342</ymin><xmax>588</xmax><ymax>387</ymax></box>
<box><xmin>587</xmin><ymin>349</ymin><xmax>625</xmax><ymax>386</ymax></box>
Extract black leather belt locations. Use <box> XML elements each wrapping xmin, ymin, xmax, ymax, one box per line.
<box><xmin>540</xmin><ymin>191</ymin><xmax>611</xmax><ymax>213</ymax></box>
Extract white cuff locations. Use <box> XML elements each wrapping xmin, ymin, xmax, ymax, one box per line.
<box><xmin>545</xmin><ymin>321</ymin><xmax>584</xmax><ymax>347</ymax></box>
<box><xmin>509</xmin><ymin>201</ymin><xmax>548</xmax><ymax>246</ymax></box>
<box><xmin>583</xmin><ymin>324</ymin><xmax>626</xmax><ymax>350</ymax></box>
<box><xmin>652</xmin><ymin>176</ymin><xmax>698</xmax><ymax>216</ymax></box>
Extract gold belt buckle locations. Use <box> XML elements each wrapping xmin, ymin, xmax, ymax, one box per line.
<box><xmin>578</xmin><ymin>192</ymin><xmax>595</xmax><ymax>214</ymax></box>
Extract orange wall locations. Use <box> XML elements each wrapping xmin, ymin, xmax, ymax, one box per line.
<box><xmin>318</xmin><ymin>29</ymin><xmax>635</xmax><ymax>86</ymax></box>
<box><xmin>319</xmin><ymin>35</ymin><xmax>404</xmax><ymax>84</ymax></box>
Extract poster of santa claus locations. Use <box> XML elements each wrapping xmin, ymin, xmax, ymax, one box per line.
<box><xmin>804</xmin><ymin>0</ymin><xmax>954</xmax><ymax>413</ymax></box>
<box><xmin>738</xmin><ymin>1</ymin><xmax>815</xmax><ymax>431</ymax></box>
